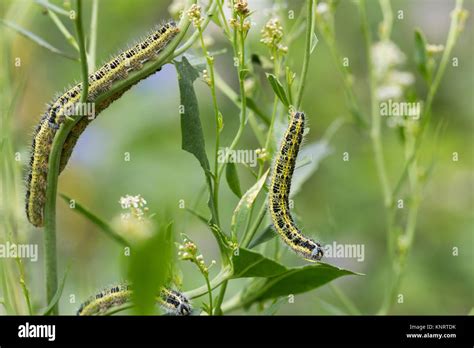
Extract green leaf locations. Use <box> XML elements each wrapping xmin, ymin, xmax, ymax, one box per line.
<box><xmin>226</xmin><ymin>162</ymin><xmax>242</xmax><ymax>198</ymax></box>
<box><xmin>175</xmin><ymin>56</ymin><xmax>224</xmax><ymax>247</ymax></box>
<box><xmin>42</xmin><ymin>266</ymin><xmax>70</xmax><ymax>315</ymax></box>
<box><xmin>0</xmin><ymin>19</ymin><xmax>78</xmax><ymax>61</ymax></box>
<box><xmin>414</xmin><ymin>28</ymin><xmax>429</xmax><ymax>81</ymax></box>
<box><xmin>185</xmin><ymin>208</ymin><xmax>209</xmax><ymax>226</ymax></box>
<box><xmin>266</xmin><ymin>73</ymin><xmax>290</xmax><ymax>107</ymax></box>
<box><xmin>60</xmin><ymin>194</ymin><xmax>128</xmax><ymax>246</ymax></box>
<box><xmin>241</xmin><ymin>263</ymin><xmax>360</xmax><ymax>305</ymax></box>
<box><xmin>128</xmin><ymin>221</ymin><xmax>174</xmax><ymax>315</ymax></box>
<box><xmin>232</xmin><ymin>247</ymin><xmax>287</xmax><ymax>278</ymax></box>
<box><xmin>248</xmin><ymin>225</ymin><xmax>276</xmax><ymax>249</ymax></box>
<box><xmin>175</xmin><ymin>56</ymin><xmax>210</xmax><ymax>173</ymax></box>
<box><xmin>230</xmin><ymin>170</ymin><xmax>269</xmax><ymax>240</ymax></box>
<box><xmin>290</xmin><ymin>140</ymin><xmax>332</xmax><ymax>197</ymax></box>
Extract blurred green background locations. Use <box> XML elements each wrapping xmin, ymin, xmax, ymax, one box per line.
<box><xmin>0</xmin><ymin>0</ymin><xmax>472</xmax><ymax>315</ymax></box>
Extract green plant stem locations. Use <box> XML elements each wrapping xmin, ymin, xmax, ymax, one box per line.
<box><xmin>184</xmin><ymin>266</ymin><xmax>232</xmax><ymax>299</ymax></box>
<box><xmin>216</xmin><ymin>8</ymin><xmax>247</xmax><ymax>181</ymax></box>
<box><xmin>74</xmin><ymin>0</ymin><xmax>88</xmax><ymax>103</ymax></box>
<box><xmin>174</xmin><ymin>0</ymin><xmax>218</xmax><ymax>57</ymax></box>
<box><xmin>295</xmin><ymin>0</ymin><xmax>314</xmax><ymax>109</ymax></box>
<box><xmin>42</xmin><ymin>0</ymin><xmax>88</xmax><ymax>315</ymax></box>
<box><xmin>216</xmin><ymin>0</ymin><xmax>231</xmax><ymax>39</ymax></box>
<box><xmin>213</xmin><ymin>278</ymin><xmax>227</xmax><ymax>315</ymax></box>
<box><xmin>378</xmin><ymin>0</ymin><xmax>465</xmax><ymax>315</ymax></box>
<box><xmin>197</xmin><ymin>26</ymin><xmax>222</xmax><ymax>225</ymax></box>
<box><xmin>360</xmin><ymin>0</ymin><xmax>396</xmax><ymax>315</ymax></box>
<box><xmin>47</xmin><ymin>10</ymin><xmax>79</xmax><ymax>51</ymax></box>
<box><xmin>87</xmin><ymin>0</ymin><xmax>99</xmax><ymax>73</ymax></box>
<box><xmin>391</xmin><ymin>0</ymin><xmax>465</xmax><ymax>200</ymax></box>
<box><xmin>43</xmin><ymin>124</ymin><xmax>73</xmax><ymax>315</ymax></box>
<box><xmin>315</xmin><ymin>13</ymin><xmax>365</xmax><ymax>126</ymax></box>
<box><xmin>204</xmin><ymin>274</ymin><xmax>213</xmax><ymax>315</ymax></box>
<box><xmin>359</xmin><ymin>0</ymin><xmax>392</xmax><ymax>208</ymax></box>
<box><xmin>262</xmin><ymin>55</ymin><xmax>281</xmax><ymax>161</ymax></box>
<box><xmin>15</xmin><ymin>259</ymin><xmax>33</xmax><ymax>314</ymax></box>
<box><xmin>378</xmin><ymin>0</ymin><xmax>393</xmax><ymax>40</ymax></box>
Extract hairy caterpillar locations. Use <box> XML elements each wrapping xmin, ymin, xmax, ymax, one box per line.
<box><xmin>268</xmin><ymin>111</ymin><xmax>324</xmax><ymax>261</ymax></box>
<box><xmin>76</xmin><ymin>284</ymin><xmax>192</xmax><ymax>316</ymax></box>
<box><xmin>25</xmin><ymin>21</ymin><xmax>180</xmax><ymax>227</ymax></box>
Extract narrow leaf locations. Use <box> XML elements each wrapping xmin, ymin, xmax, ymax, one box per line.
<box><xmin>185</xmin><ymin>208</ymin><xmax>209</xmax><ymax>226</ymax></box>
<box><xmin>35</xmin><ymin>0</ymin><xmax>70</xmax><ymax>16</ymax></box>
<box><xmin>60</xmin><ymin>194</ymin><xmax>128</xmax><ymax>246</ymax></box>
<box><xmin>0</xmin><ymin>19</ymin><xmax>78</xmax><ymax>60</ymax></box>
<box><xmin>290</xmin><ymin>140</ymin><xmax>332</xmax><ymax>197</ymax></box>
<box><xmin>266</xmin><ymin>73</ymin><xmax>290</xmax><ymax>107</ymax></box>
<box><xmin>248</xmin><ymin>225</ymin><xmax>276</xmax><ymax>249</ymax></box>
<box><xmin>175</xmin><ymin>56</ymin><xmax>211</xmax><ymax>172</ymax></box>
<box><xmin>226</xmin><ymin>162</ymin><xmax>242</xmax><ymax>198</ymax></box>
<box><xmin>414</xmin><ymin>28</ymin><xmax>429</xmax><ymax>81</ymax></box>
<box><xmin>175</xmin><ymin>56</ymin><xmax>222</xmax><ymax>240</ymax></box>
<box><xmin>230</xmin><ymin>170</ymin><xmax>269</xmax><ymax>240</ymax></box>
<box><xmin>42</xmin><ymin>266</ymin><xmax>70</xmax><ymax>315</ymax></box>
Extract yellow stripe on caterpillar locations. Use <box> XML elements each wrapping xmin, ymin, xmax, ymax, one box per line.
<box><xmin>25</xmin><ymin>21</ymin><xmax>179</xmax><ymax>227</ymax></box>
<box><xmin>268</xmin><ymin>111</ymin><xmax>324</xmax><ymax>262</ymax></box>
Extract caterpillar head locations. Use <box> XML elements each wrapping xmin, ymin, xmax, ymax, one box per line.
<box><xmin>177</xmin><ymin>302</ymin><xmax>192</xmax><ymax>316</ymax></box>
<box><xmin>310</xmin><ymin>243</ymin><xmax>324</xmax><ymax>261</ymax></box>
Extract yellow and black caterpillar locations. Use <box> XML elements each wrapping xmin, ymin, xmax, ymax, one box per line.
<box><xmin>77</xmin><ymin>284</ymin><xmax>192</xmax><ymax>316</ymax></box>
<box><xmin>268</xmin><ymin>111</ymin><xmax>324</xmax><ymax>261</ymax></box>
<box><xmin>26</xmin><ymin>21</ymin><xmax>180</xmax><ymax>227</ymax></box>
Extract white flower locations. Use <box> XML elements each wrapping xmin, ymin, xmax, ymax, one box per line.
<box><xmin>371</xmin><ymin>41</ymin><xmax>406</xmax><ymax>78</ymax></box>
<box><xmin>316</xmin><ymin>2</ymin><xmax>329</xmax><ymax>15</ymax></box>
<box><xmin>388</xmin><ymin>71</ymin><xmax>415</xmax><ymax>86</ymax></box>
<box><xmin>119</xmin><ymin>194</ymin><xmax>148</xmax><ymax>219</ymax></box>
<box><xmin>426</xmin><ymin>44</ymin><xmax>444</xmax><ymax>54</ymax></box>
<box><xmin>376</xmin><ymin>85</ymin><xmax>403</xmax><ymax>101</ymax></box>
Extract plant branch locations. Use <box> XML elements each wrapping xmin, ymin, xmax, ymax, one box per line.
<box><xmin>295</xmin><ymin>0</ymin><xmax>314</xmax><ymax>109</ymax></box>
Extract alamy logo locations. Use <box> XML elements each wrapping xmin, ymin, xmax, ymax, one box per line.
<box><xmin>63</xmin><ymin>102</ymin><xmax>96</xmax><ymax>120</ymax></box>
<box><xmin>380</xmin><ymin>99</ymin><xmax>422</xmax><ymax>119</ymax></box>
<box><xmin>323</xmin><ymin>242</ymin><xmax>365</xmax><ymax>262</ymax></box>
<box><xmin>0</xmin><ymin>242</ymin><xmax>38</xmax><ymax>262</ymax></box>
<box><xmin>217</xmin><ymin>147</ymin><xmax>257</xmax><ymax>167</ymax></box>
<box><xmin>18</xmin><ymin>322</ymin><xmax>56</xmax><ymax>341</ymax></box>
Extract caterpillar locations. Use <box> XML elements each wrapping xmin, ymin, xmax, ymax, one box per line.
<box><xmin>268</xmin><ymin>111</ymin><xmax>324</xmax><ymax>261</ymax></box>
<box><xmin>25</xmin><ymin>21</ymin><xmax>180</xmax><ymax>227</ymax></box>
<box><xmin>76</xmin><ymin>284</ymin><xmax>192</xmax><ymax>316</ymax></box>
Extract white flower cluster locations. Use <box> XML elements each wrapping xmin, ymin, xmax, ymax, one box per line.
<box><xmin>119</xmin><ymin>194</ymin><xmax>148</xmax><ymax>220</ymax></box>
<box><xmin>177</xmin><ymin>237</ymin><xmax>216</xmax><ymax>276</ymax></box>
<box><xmin>371</xmin><ymin>40</ymin><xmax>414</xmax><ymax>101</ymax></box>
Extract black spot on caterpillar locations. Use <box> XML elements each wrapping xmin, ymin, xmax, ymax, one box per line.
<box><xmin>268</xmin><ymin>111</ymin><xmax>324</xmax><ymax>261</ymax></box>
<box><xmin>25</xmin><ymin>21</ymin><xmax>179</xmax><ymax>227</ymax></box>
<box><xmin>76</xmin><ymin>283</ymin><xmax>192</xmax><ymax>316</ymax></box>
